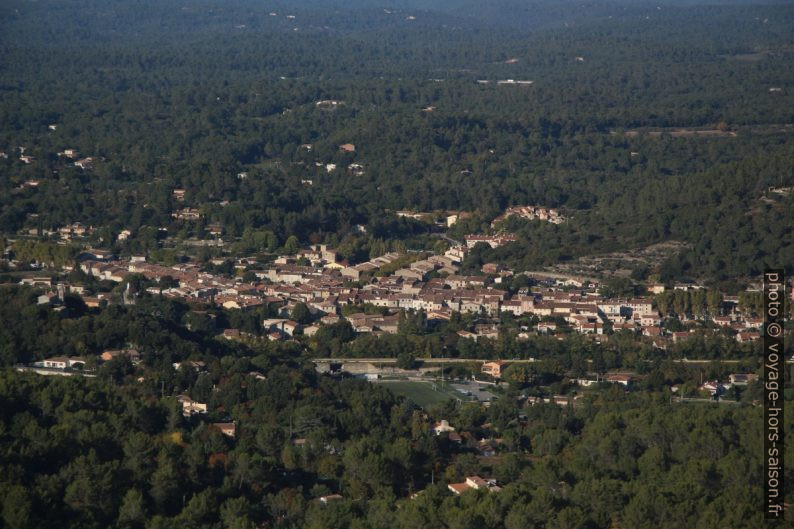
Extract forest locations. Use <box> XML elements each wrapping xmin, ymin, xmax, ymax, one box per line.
<box><xmin>0</xmin><ymin>1</ymin><xmax>793</xmax><ymax>527</ymax></box>
<box><xmin>0</xmin><ymin>283</ymin><xmax>788</xmax><ymax>529</ymax></box>
<box><xmin>0</xmin><ymin>0</ymin><xmax>793</xmax><ymax>281</ymax></box>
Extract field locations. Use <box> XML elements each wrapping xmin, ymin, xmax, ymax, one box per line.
<box><xmin>377</xmin><ymin>380</ymin><xmax>469</xmax><ymax>408</ymax></box>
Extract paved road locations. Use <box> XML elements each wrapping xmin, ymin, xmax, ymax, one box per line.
<box><xmin>312</xmin><ymin>357</ymin><xmax>537</xmax><ymax>364</ymax></box>
<box><xmin>432</xmin><ymin>233</ymin><xmax>462</xmax><ymax>247</ymax></box>
<box><xmin>312</xmin><ymin>357</ymin><xmax>790</xmax><ymax>365</ymax></box>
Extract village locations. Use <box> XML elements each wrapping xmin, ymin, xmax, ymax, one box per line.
<box><xmin>10</xmin><ymin>223</ymin><xmax>780</xmax><ymax>406</ymax></box>
<box><xmin>19</xmin><ymin>236</ymin><xmax>771</xmax><ymax>346</ymax></box>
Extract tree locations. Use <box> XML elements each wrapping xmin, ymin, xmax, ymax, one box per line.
<box><xmin>284</xmin><ymin>236</ymin><xmax>300</xmax><ymax>255</ymax></box>
<box><xmin>118</xmin><ymin>489</ymin><xmax>147</xmax><ymax>529</ymax></box>
<box><xmin>2</xmin><ymin>485</ymin><xmax>33</xmax><ymax>529</ymax></box>
<box><xmin>706</xmin><ymin>289</ymin><xmax>723</xmax><ymax>318</ymax></box>
<box><xmin>178</xmin><ymin>489</ymin><xmax>217</xmax><ymax>528</ymax></box>
<box><xmin>220</xmin><ymin>497</ymin><xmax>253</xmax><ymax>529</ymax></box>
<box><xmin>396</xmin><ymin>351</ymin><xmax>416</xmax><ymax>370</ymax></box>
<box><xmin>290</xmin><ymin>302</ymin><xmax>312</xmax><ymax>325</ymax></box>
<box><xmin>150</xmin><ymin>456</ymin><xmax>182</xmax><ymax>513</ymax></box>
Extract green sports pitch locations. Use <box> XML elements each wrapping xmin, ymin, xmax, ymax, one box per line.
<box><xmin>377</xmin><ymin>380</ymin><xmax>470</xmax><ymax>408</ymax></box>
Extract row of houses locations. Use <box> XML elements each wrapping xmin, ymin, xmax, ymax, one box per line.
<box><xmin>491</xmin><ymin>205</ymin><xmax>565</xmax><ymax>226</ymax></box>
<box><xmin>61</xmin><ymin>236</ymin><xmax>787</xmax><ymax>346</ymax></box>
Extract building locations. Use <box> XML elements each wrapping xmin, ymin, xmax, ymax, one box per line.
<box><xmin>33</xmin><ymin>356</ymin><xmax>87</xmax><ymax>370</ymax></box>
<box><xmin>319</xmin><ymin>494</ymin><xmax>343</xmax><ymax>504</ymax></box>
<box><xmin>210</xmin><ymin>422</ymin><xmax>236</xmax><ymax>438</ymax></box>
<box><xmin>177</xmin><ymin>395</ymin><xmax>208</xmax><ymax>417</ymax></box>
<box><xmin>101</xmin><ymin>348</ymin><xmax>141</xmax><ymax>364</ymax></box>
<box><xmin>729</xmin><ymin>373</ymin><xmax>758</xmax><ymax>386</ymax></box>
<box><xmin>448</xmin><ymin>476</ymin><xmax>501</xmax><ymax>495</ymax></box>
<box><xmin>432</xmin><ymin>420</ymin><xmax>455</xmax><ymax>435</ymax></box>
<box><xmin>465</xmin><ymin>234</ymin><xmax>518</xmax><ymax>249</ymax></box>
<box><xmin>605</xmin><ymin>374</ymin><xmax>633</xmax><ymax>386</ymax></box>
<box><xmin>481</xmin><ymin>361</ymin><xmax>508</xmax><ymax>378</ymax></box>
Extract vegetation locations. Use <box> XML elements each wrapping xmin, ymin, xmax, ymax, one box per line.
<box><xmin>0</xmin><ymin>0</ymin><xmax>792</xmax><ymax>280</ymax></box>
<box><xmin>0</xmin><ymin>282</ymin><xmax>788</xmax><ymax>528</ymax></box>
<box><xmin>1</xmin><ymin>1</ymin><xmax>793</xmax><ymax>527</ymax></box>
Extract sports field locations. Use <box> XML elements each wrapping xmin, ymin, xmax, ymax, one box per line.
<box><xmin>378</xmin><ymin>380</ymin><xmax>469</xmax><ymax>408</ymax></box>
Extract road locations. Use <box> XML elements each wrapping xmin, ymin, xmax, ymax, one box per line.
<box><xmin>312</xmin><ymin>357</ymin><xmax>791</xmax><ymax>365</ymax></box>
<box><xmin>312</xmin><ymin>357</ymin><xmax>537</xmax><ymax>364</ymax></box>
<box><xmin>312</xmin><ymin>358</ymin><xmax>794</xmax><ymax>365</ymax></box>
<box><xmin>432</xmin><ymin>233</ymin><xmax>462</xmax><ymax>247</ymax></box>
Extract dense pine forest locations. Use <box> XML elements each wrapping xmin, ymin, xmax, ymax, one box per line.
<box><xmin>1</xmin><ymin>0</ymin><xmax>793</xmax><ymax>279</ymax></box>
<box><xmin>0</xmin><ymin>285</ymin><xmax>785</xmax><ymax>528</ymax></box>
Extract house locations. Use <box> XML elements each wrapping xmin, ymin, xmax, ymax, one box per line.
<box><xmin>32</xmin><ymin>356</ymin><xmax>87</xmax><ymax>370</ymax></box>
<box><xmin>74</xmin><ymin>157</ymin><xmax>94</xmax><ymax>170</ymax></box>
<box><xmin>464</xmin><ymin>234</ymin><xmax>518</xmax><ymax>249</ymax></box>
<box><xmin>625</xmin><ymin>298</ymin><xmax>654</xmax><ymax>315</ymax></box>
<box><xmin>282</xmin><ymin>320</ymin><xmax>300</xmax><ymax>336</ymax></box>
<box><xmin>641</xmin><ymin>326</ymin><xmax>661</xmax><ymax>337</ymax></box>
<box><xmin>339</xmin><ymin>143</ymin><xmax>356</xmax><ymax>153</ymax></box>
<box><xmin>303</xmin><ymin>324</ymin><xmax>321</xmax><ymax>337</ymax></box>
<box><xmin>173</xmin><ymin>360</ymin><xmax>206</xmax><ymax>372</ymax></box>
<box><xmin>457</xmin><ymin>330</ymin><xmax>478</xmax><ymax>341</ymax></box>
<box><xmin>172</xmin><ymin>208</ymin><xmax>202</xmax><ymax>220</ymax></box>
<box><xmin>736</xmin><ymin>332</ymin><xmax>760</xmax><ymax>343</ymax></box>
<box><xmin>605</xmin><ymin>374</ymin><xmax>633</xmax><ymax>386</ymax></box>
<box><xmin>206</xmin><ymin>224</ymin><xmax>223</xmax><ymax>237</ymax></box>
<box><xmin>34</xmin><ymin>357</ymin><xmax>69</xmax><ymax>370</ymax></box>
<box><xmin>729</xmin><ymin>373</ymin><xmax>758</xmax><ymax>385</ymax></box>
<box><xmin>598</xmin><ymin>300</ymin><xmax>626</xmax><ymax>318</ymax></box>
<box><xmin>82</xmin><ymin>296</ymin><xmax>102</xmax><ymax>308</ymax></box>
<box><xmin>37</xmin><ymin>292</ymin><xmax>59</xmax><ymax>305</ymax></box>
<box><xmin>221</xmin><ymin>329</ymin><xmax>242</xmax><ymax>340</ymax></box>
<box><xmin>38</xmin><ymin>357</ymin><xmax>67</xmax><ymax>369</ymax></box>
<box><xmin>319</xmin><ymin>494</ymin><xmax>343</xmax><ymax>504</ymax></box>
<box><xmin>477</xmin><ymin>443</ymin><xmax>496</xmax><ymax>457</ymax></box>
<box><xmin>177</xmin><ymin>395</ymin><xmax>208</xmax><ymax>416</ymax></box>
<box><xmin>80</xmin><ymin>248</ymin><xmax>114</xmax><ymax>262</ymax></box>
<box><xmin>263</xmin><ymin>319</ymin><xmax>288</xmax><ymax>333</ymax></box>
<box><xmin>210</xmin><ymin>422</ymin><xmax>236</xmax><ymax>438</ymax></box>
<box><xmin>445</xmin><ymin>246</ymin><xmax>468</xmax><ymax>263</ymax></box>
<box><xmin>700</xmin><ymin>380</ymin><xmax>723</xmax><ymax>396</ymax></box>
<box><xmin>481</xmin><ymin>361</ymin><xmax>508</xmax><ymax>378</ymax></box>
<box><xmin>101</xmin><ymin>348</ymin><xmax>142</xmax><ymax>364</ymax></box>
<box><xmin>448</xmin><ymin>476</ymin><xmax>500</xmax><ymax>495</ymax></box>
<box><xmin>432</xmin><ymin>420</ymin><xmax>455</xmax><ymax>435</ymax></box>
<box><xmin>481</xmin><ymin>263</ymin><xmax>503</xmax><ymax>275</ymax></box>
<box><xmin>639</xmin><ymin>314</ymin><xmax>661</xmax><ymax>327</ymax></box>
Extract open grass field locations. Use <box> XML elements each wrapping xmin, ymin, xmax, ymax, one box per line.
<box><xmin>378</xmin><ymin>380</ymin><xmax>467</xmax><ymax>408</ymax></box>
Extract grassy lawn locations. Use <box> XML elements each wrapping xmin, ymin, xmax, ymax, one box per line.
<box><xmin>379</xmin><ymin>380</ymin><xmax>468</xmax><ymax>408</ymax></box>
